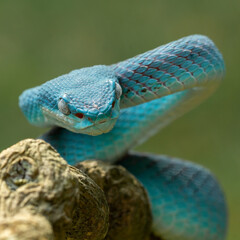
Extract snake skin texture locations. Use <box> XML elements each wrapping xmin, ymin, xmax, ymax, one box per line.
<box><xmin>119</xmin><ymin>152</ymin><xmax>227</xmax><ymax>240</ymax></box>
<box><xmin>20</xmin><ymin>35</ymin><xmax>227</xmax><ymax>239</ymax></box>
<box><xmin>112</xmin><ymin>35</ymin><xmax>224</xmax><ymax>108</ymax></box>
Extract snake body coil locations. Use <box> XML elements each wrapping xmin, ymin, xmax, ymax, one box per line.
<box><xmin>19</xmin><ymin>35</ymin><xmax>227</xmax><ymax>240</ymax></box>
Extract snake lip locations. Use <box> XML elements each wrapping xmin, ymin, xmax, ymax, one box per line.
<box><xmin>42</xmin><ymin>107</ymin><xmax>75</xmax><ymax>125</ymax></box>
<box><xmin>92</xmin><ymin>119</ymin><xmax>117</xmax><ymax>134</ymax></box>
<box><xmin>74</xmin><ymin>116</ymin><xmax>118</xmax><ymax>131</ymax></box>
<box><xmin>41</xmin><ymin>106</ymin><xmax>118</xmax><ymax>134</ymax></box>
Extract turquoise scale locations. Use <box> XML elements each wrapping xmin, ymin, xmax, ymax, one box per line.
<box><xmin>119</xmin><ymin>152</ymin><xmax>227</xmax><ymax>240</ymax></box>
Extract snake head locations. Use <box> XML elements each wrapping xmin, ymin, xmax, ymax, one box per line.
<box><xmin>19</xmin><ymin>65</ymin><xmax>122</xmax><ymax>135</ymax></box>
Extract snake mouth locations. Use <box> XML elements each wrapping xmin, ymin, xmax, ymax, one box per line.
<box><xmin>79</xmin><ymin>118</ymin><xmax>117</xmax><ymax>136</ymax></box>
<box><xmin>41</xmin><ymin>106</ymin><xmax>119</xmax><ymax>135</ymax></box>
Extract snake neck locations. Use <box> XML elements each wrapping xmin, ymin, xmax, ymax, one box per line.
<box><xmin>111</xmin><ymin>35</ymin><xmax>225</xmax><ymax>109</ymax></box>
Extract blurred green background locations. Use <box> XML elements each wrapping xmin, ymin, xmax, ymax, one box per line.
<box><xmin>0</xmin><ymin>0</ymin><xmax>239</xmax><ymax>239</ymax></box>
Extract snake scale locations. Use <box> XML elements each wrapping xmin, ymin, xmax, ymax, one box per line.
<box><xmin>19</xmin><ymin>35</ymin><xmax>227</xmax><ymax>240</ymax></box>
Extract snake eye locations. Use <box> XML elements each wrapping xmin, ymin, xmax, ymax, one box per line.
<box><xmin>115</xmin><ymin>82</ymin><xmax>122</xmax><ymax>100</ymax></box>
<box><xmin>58</xmin><ymin>98</ymin><xmax>71</xmax><ymax>115</ymax></box>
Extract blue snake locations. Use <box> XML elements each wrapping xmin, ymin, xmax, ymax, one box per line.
<box><xmin>19</xmin><ymin>35</ymin><xmax>227</xmax><ymax>240</ymax></box>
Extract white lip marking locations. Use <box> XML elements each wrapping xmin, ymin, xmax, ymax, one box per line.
<box><xmin>42</xmin><ymin>107</ymin><xmax>75</xmax><ymax>125</ymax></box>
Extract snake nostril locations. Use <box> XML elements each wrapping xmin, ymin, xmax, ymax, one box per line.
<box><xmin>75</xmin><ymin>113</ymin><xmax>84</xmax><ymax>119</ymax></box>
<box><xmin>112</xmin><ymin>101</ymin><xmax>115</xmax><ymax>108</ymax></box>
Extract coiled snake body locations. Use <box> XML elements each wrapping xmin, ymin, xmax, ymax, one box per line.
<box><xmin>19</xmin><ymin>35</ymin><xmax>227</xmax><ymax>240</ymax></box>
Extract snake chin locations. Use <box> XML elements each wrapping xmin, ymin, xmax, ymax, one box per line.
<box><xmin>79</xmin><ymin>118</ymin><xmax>118</xmax><ymax>136</ymax></box>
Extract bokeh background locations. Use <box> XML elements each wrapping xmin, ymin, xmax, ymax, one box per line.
<box><xmin>0</xmin><ymin>1</ymin><xmax>239</xmax><ymax>239</ymax></box>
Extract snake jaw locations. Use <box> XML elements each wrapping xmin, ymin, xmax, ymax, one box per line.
<box><xmin>40</xmin><ymin>96</ymin><xmax>120</xmax><ymax>135</ymax></box>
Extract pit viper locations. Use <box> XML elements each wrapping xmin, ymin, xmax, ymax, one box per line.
<box><xmin>19</xmin><ymin>35</ymin><xmax>227</xmax><ymax>240</ymax></box>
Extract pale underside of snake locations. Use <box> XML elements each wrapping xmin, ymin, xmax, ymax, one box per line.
<box><xmin>19</xmin><ymin>35</ymin><xmax>227</xmax><ymax>240</ymax></box>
